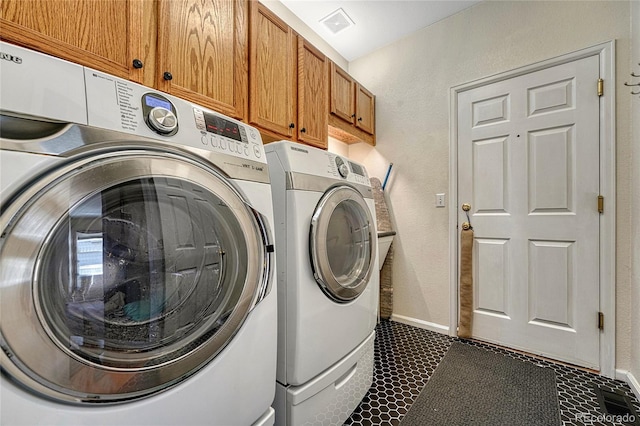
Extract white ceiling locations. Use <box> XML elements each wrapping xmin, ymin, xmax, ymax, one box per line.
<box><xmin>280</xmin><ymin>0</ymin><xmax>481</xmax><ymax>62</ymax></box>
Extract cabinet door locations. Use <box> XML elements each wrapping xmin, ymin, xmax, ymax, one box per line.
<box><xmin>297</xmin><ymin>37</ymin><xmax>328</xmax><ymax>149</ymax></box>
<box><xmin>156</xmin><ymin>0</ymin><xmax>248</xmax><ymax>120</ymax></box>
<box><xmin>249</xmin><ymin>1</ymin><xmax>296</xmax><ymax>138</ymax></box>
<box><xmin>329</xmin><ymin>62</ymin><xmax>355</xmax><ymax>124</ymax></box>
<box><xmin>355</xmin><ymin>84</ymin><xmax>375</xmax><ymax>135</ymax></box>
<box><xmin>0</xmin><ymin>0</ymin><xmax>152</xmax><ymax>84</ymax></box>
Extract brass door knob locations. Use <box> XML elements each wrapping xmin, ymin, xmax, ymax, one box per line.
<box><xmin>462</xmin><ymin>203</ymin><xmax>471</xmax><ymax>211</ymax></box>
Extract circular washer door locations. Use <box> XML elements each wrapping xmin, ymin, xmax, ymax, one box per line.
<box><xmin>0</xmin><ymin>148</ymin><xmax>271</xmax><ymax>404</ymax></box>
<box><xmin>310</xmin><ymin>185</ymin><xmax>376</xmax><ymax>302</ymax></box>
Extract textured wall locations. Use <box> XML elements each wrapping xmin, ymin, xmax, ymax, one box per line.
<box><xmin>347</xmin><ymin>1</ymin><xmax>634</xmax><ymax>371</ymax></box>
<box><xmin>631</xmin><ymin>0</ymin><xmax>640</xmax><ymax>385</ymax></box>
<box><xmin>327</xmin><ymin>136</ymin><xmax>349</xmax><ymax>157</ymax></box>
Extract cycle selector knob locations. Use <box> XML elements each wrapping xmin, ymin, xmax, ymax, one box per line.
<box><xmin>148</xmin><ymin>107</ymin><xmax>178</xmax><ymax>134</ymax></box>
<box><xmin>335</xmin><ymin>157</ymin><xmax>349</xmax><ymax>178</ymax></box>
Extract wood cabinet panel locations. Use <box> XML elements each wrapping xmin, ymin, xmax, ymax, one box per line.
<box><xmin>297</xmin><ymin>37</ymin><xmax>328</xmax><ymax>149</ymax></box>
<box><xmin>249</xmin><ymin>1</ymin><xmax>296</xmax><ymax>138</ymax></box>
<box><xmin>0</xmin><ymin>0</ymin><xmax>152</xmax><ymax>83</ymax></box>
<box><xmin>355</xmin><ymin>84</ymin><xmax>375</xmax><ymax>135</ymax></box>
<box><xmin>328</xmin><ymin>61</ymin><xmax>375</xmax><ymax>145</ymax></box>
<box><xmin>1</xmin><ymin>0</ymin><xmax>358</xmax><ymax>148</ymax></box>
<box><xmin>330</xmin><ymin>62</ymin><xmax>355</xmax><ymax>124</ymax></box>
<box><xmin>156</xmin><ymin>0</ymin><xmax>248</xmax><ymax>120</ymax></box>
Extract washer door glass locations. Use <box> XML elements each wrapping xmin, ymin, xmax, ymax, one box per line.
<box><xmin>310</xmin><ymin>185</ymin><xmax>376</xmax><ymax>302</ymax></box>
<box><xmin>0</xmin><ymin>150</ymin><xmax>269</xmax><ymax>403</ymax></box>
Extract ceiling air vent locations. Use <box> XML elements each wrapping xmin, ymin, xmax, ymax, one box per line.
<box><xmin>320</xmin><ymin>8</ymin><xmax>355</xmax><ymax>35</ymax></box>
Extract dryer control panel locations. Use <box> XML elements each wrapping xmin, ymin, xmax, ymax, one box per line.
<box><xmin>326</xmin><ymin>154</ymin><xmax>370</xmax><ymax>186</ymax></box>
<box><xmin>335</xmin><ymin>157</ymin><xmax>349</xmax><ymax>178</ymax></box>
<box><xmin>267</xmin><ymin>141</ymin><xmax>371</xmax><ymax>188</ymax></box>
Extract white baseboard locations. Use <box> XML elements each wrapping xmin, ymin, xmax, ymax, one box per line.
<box><xmin>616</xmin><ymin>369</ymin><xmax>640</xmax><ymax>401</ymax></box>
<box><xmin>390</xmin><ymin>314</ymin><xmax>449</xmax><ymax>335</ymax></box>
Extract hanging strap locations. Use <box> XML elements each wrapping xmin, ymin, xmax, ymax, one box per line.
<box><xmin>458</xmin><ymin>226</ymin><xmax>474</xmax><ymax>339</ymax></box>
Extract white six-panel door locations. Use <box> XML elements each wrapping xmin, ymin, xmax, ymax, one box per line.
<box><xmin>457</xmin><ymin>54</ymin><xmax>601</xmax><ymax>369</ymax></box>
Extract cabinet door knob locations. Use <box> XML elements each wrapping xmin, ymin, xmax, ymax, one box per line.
<box><xmin>289</xmin><ymin>123</ymin><xmax>295</xmax><ymax>129</ymax></box>
<box><xmin>358</xmin><ymin>117</ymin><xmax>363</xmax><ymax>121</ymax></box>
<box><xmin>163</xmin><ymin>72</ymin><xmax>173</xmax><ymax>81</ymax></box>
<box><xmin>300</xmin><ymin>128</ymin><xmax>306</xmax><ymax>133</ymax></box>
<box><xmin>351</xmin><ymin>114</ymin><xmax>356</xmax><ymax>118</ymax></box>
<box><xmin>132</xmin><ymin>59</ymin><xmax>143</xmax><ymax>69</ymax></box>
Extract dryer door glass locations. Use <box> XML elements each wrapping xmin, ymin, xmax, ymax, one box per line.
<box><xmin>0</xmin><ymin>150</ymin><xmax>270</xmax><ymax>403</ymax></box>
<box><xmin>310</xmin><ymin>185</ymin><xmax>376</xmax><ymax>302</ymax></box>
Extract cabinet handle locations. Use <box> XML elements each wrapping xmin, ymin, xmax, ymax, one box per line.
<box><xmin>351</xmin><ymin>114</ymin><xmax>356</xmax><ymax>118</ymax></box>
<box><xmin>300</xmin><ymin>128</ymin><xmax>306</xmax><ymax>133</ymax></box>
<box><xmin>289</xmin><ymin>123</ymin><xmax>295</xmax><ymax>129</ymax></box>
<box><xmin>132</xmin><ymin>59</ymin><xmax>143</xmax><ymax>69</ymax></box>
<box><xmin>163</xmin><ymin>72</ymin><xmax>173</xmax><ymax>81</ymax></box>
<box><xmin>358</xmin><ymin>117</ymin><xmax>363</xmax><ymax>121</ymax></box>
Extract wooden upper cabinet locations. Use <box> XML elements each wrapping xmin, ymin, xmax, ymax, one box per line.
<box><xmin>156</xmin><ymin>0</ymin><xmax>248</xmax><ymax>120</ymax></box>
<box><xmin>0</xmin><ymin>0</ymin><xmax>154</xmax><ymax>85</ymax></box>
<box><xmin>249</xmin><ymin>1</ymin><xmax>296</xmax><ymax>139</ymax></box>
<box><xmin>0</xmin><ymin>0</ymin><xmax>356</xmax><ymax>148</ymax></box>
<box><xmin>328</xmin><ymin>61</ymin><xmax>376</xmax><ymax>145</ymax></box>
<box><xmin>355</xmin><ymin>84</ymin><xmax>375</xmax><ymax>135</ymax></box>
<box><xmin>297</xmin><ymin>37</ymin><xmax>328</xmax><ymax>149</ymax></box>
<box><xmin>330</xmin><ymin>62</ymin><xmax>356</xmax><ymax>124</ymax></box>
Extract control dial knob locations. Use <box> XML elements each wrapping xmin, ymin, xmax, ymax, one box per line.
<box><xmin>335</xmin><ymin>157</ymin><xmax>349</xmax><ymax>178</ymax></box>
<box><xmin>148</xmin><ymin>107</ymin><xmax>178</xmax><ymax>134</ymax></box>
<box><xmin>338</xmin><ymin>163</ymin><xmax>349</xmax><ymax>178</ymax></box>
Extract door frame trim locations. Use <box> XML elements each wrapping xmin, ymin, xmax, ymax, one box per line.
<box><xmin>448</xmin><ymin>41</ymin><xmax>616</xmax><ymax>378</ymax></box>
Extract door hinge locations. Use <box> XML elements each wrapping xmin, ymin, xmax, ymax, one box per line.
<box><xmin>598</xmin><ymin>312</ymin><xmax>604</xmax><ymax>330</ymax></box>
<box><xmin>597</xmin><ymin>78</ymin><xmax>604</xmax><ymax>96</ymax></box>
<box><xmin>598</xmin><ymin>195</ymin><xmax>604</xmax><ymax>213</ymax></box>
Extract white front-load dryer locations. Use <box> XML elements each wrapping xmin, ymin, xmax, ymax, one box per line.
<box><xmin>0</xmin><ymin>42</ymin><xmax>276</xmax><ymax>426</ymax></box>
<box><xmin>265</xmin><ymin>141</ymin><xmax>379</xmax><ymax>426</ymax></box>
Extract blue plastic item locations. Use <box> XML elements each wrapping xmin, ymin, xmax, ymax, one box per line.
<box><xmin>382</xmin><ymin>163</ymin><xmax>394</xmax><ymax>190</ymax></box>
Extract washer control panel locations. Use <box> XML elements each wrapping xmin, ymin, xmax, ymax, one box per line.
<box><xmin>85</xmin><ymin>67</ymin><xmax>267</xmax><ymax>164</ymax></box>
<box><xmin>193</xmin><ymin>108</ymin><xmax>263</xmax><ymax>159</ymax></box>
<box><xmin>142</xmin><ymin>93</ymin><xmax>178</xmax><ymax>136</ymax></box>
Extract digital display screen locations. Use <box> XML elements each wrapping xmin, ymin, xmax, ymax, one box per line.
<box><xmin>145</xmin><ymin>95</ymin><xmax>172</xmax><ymax>111</ymax></box>
<box><xmin>204</xmin><ymin>114</ymin><xmax>243</xmax><ymax>142</ymax></box>
<box><xmin>349</xmin><ymin>161</ymin><xmax>365</xmax><ymax>176</ymax></box>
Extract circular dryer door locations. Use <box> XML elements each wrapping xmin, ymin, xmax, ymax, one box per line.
<box><xmin>0</xmin><ymin>149</ymin><xmax>272</xmax><ymax>404</ymax></box>
<box><xmin>310</xmin><ymin>185</ymin><xmax>376</xmax><ymax>302</ymax></box>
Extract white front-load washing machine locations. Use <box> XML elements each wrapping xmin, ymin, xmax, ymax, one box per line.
<box><xmin>265</xmin><ymin>141</ymin><xmax>379</xmax><ymax>426</ymax></box>
<box><xmin>0</xmin><ymin>42</ymin><xmax>277</xmax><ymax>426</ymax></box>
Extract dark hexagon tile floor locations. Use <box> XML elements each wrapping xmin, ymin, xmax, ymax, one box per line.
<box><xmin>344</xmin><ymin>320</ymin><xmax>640</xmax><ymax>426</ymax></box>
